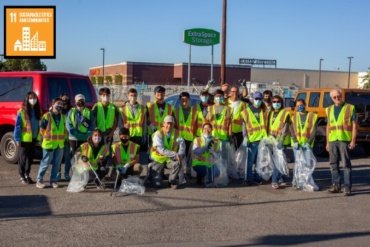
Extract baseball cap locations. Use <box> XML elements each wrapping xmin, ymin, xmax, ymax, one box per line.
<box><xmin>253</xmin><ymin>92</ymin><xmax>263</xmax><ymax>99</ymax></box>
<box><xmin>154</xmin><ymin>86</ymin><xmax>165</xmax><ymax>93</ymax></box>
<box><xmin>75</xmin><ymin>94</ymin><xmax>85</xmax><ymax>102</ymax></box>
<box><xmin>163</xmin><ymin>115</ymin><xmax>174</xmax><ymax>123</ymax></box>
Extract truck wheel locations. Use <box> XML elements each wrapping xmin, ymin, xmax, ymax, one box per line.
<box><xmin>313</xmin><ymin>126</ymin><xmax>328</xmax><ymax>157</ymax></box>
<box><xmin>0</xmin><ymin>132</ymin><xmax>19</xmax><ymax>164</ymax></box>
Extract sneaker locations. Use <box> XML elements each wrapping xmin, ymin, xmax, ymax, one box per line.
<box><xmin>51</xmin><ymin>182</ymin><xmax>59</xmax><ymax>189</ymax></box>
<box><xmin>344</xmin><ymin>187</ymin><xmax>352</xmax><ymax>196</ymax></box>
<box><xmin>272</xmin><ymin>183</ymin><xmax>280</xmax><ymax>189</ymax></box>
<box><xmin>328</xmin><ymin>185</ymin><xmax>341</xmax><ymax>193</ymax></box>
<box><xmin>25</xmin><ymin>176</ymin><xmax>35</xmax><ymax>184</ymax></box>
<box><xmin>36</xmin><ymin>181</ymin><xmax>46</xmax><ymax>189</ymax></box>
<box><xmin>64</xmin><ymin>176</ymin><xmax>71</xmax><ymax>181</ymax></box>
<box><xmin>20</xmin><ymin>177</ymin><xmax>27</xmax><ymax>184</ymax></box>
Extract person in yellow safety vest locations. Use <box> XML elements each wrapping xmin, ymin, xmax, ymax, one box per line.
<box><xmin>149</xmin><ymin>115</ymin><xmax>185</xmax><ymax>189</ymax></box>
<box><xmin>14</xmin><ymin>91</ymin><xmax>41</xmax><ymax>185</ymax></box>
<box><xmin>195</xmin><ymin>90</ymin><xmax>212</xmax><ymax>137</ymax></box>
<box><xmin>206</xmin><ymin>89</ymin><xmax>232</xmax><ymax>165</ymax></box>
<box><xmin>326</xmin><ymin>89</ymin><xmax>357</xmax><ymax>196</ymax></box>
<box><xmin>119</xmin><ymin>88</ymin><xmax>148</xmax><ymax>156</ymax></box>
<box><xmin>262</xmin><ymin>90</ymin><xmax>273</xmax><ymax>113</ymax></box>
<box><xmin>241</xmin><ymin>91</ymin><xmax>268</xmax><ymax>186</ymax></box>
<box><xmin>228</xmin><ymin>86</ymin><xmax>246</xmax><ymax>149</ymax></box>
<box><xmin>268</xmin><ymin>95</ymin><xmax>291</xmax><ymax>189</ymax></box>
<box><xmin>290</xmin><ymin>99</ymin><xmax>318</xmax><ymax>190</ymax></box>
<box><xmin>79</xmin><ymin>129</ymin><xmax>111</xmax><ymax>189</ymax></box>
<box><xmin>36</xmin><ymin>98</ymin><xmax>67</xmax><ymax>189</ymax></box>
<box><xmin>146</xmin><ymin>86</ymin><xmax>174</xmax><ymax>136</ymax></box>
<box><xmin>92</xmin><ymin>87</ymin><xmax>119</xmax><ymax>144</ymax></box>
<box><xmin>175</xmin><ymin>92</ymin><xmax>197</xmax><ymax>175</ymax></box>
<box><xmin>192</xmin><ymin>123</ymin><xmax>221</xmax><ymax>186</ymax></box>
<box><xmin>111</xmin><ymin>127</ymin><xmax>143</xmax><ymax>189</ymax></box>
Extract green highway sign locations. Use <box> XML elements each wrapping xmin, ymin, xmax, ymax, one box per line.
<box><xmin>184</xmin><ymin>28</ymin><xmax>220</xmax><ymax>46</ymax></box>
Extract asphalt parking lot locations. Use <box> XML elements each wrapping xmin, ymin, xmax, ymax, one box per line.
<box><xmin>1</xmin><ymin>149</ymin><xmax>370</xmax><ymax>247</ymax></box>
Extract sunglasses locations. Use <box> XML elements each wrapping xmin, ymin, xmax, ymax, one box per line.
<box><xmin>254</xmin><ymin>98</ymin><xmax>262</xmax><ymax>100</ymax></box>
<box><xmin>332</xmin><ymin>95</ymin><xmax>342</xmax><ymax>99</ymax></box>
<box><xmin>272</xmin><ymin>101</ymin><xmax>280</xmax><ymax>103</ymax></box>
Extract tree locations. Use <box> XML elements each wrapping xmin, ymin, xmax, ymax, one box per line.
<box><xmin>0</xmin><ymin>59</ymin><xmax>47</xmax><ymax>71</ymax></box>
<box><xmin>362</xmin><ymin>72</ymin><xmax>370</xmax><ymax>89</ymax></box>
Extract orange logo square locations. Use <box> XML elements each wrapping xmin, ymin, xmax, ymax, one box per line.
<box><xmin>4</xmin><ymin>6</ymin><xmax>56</xmax><ymax>58</ymax></box>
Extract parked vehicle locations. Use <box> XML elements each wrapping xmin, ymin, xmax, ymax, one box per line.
<box><xmin>0</xmin><ymin>71</ymin><xmax>97</xmax><ymax>164</ymax></box>
<box><xmin>289</xmin><ymin>88</ymin><xmax>370</xmax><ymax>156</ymax></box>
<box><xmin>164</xmin><ymin>94</ymin><xmax>201</xmax><ymax>108</ymax></box>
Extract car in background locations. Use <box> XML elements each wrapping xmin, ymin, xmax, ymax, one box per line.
<box><xmin>164</xmin><ymin>94</ymin><xmax>201</xmax><ymax>108</ymax></box>
<box><xmin>0</xmin><ymin>71</ymin><xmax>97</xmax><ymax>164</ymax></box>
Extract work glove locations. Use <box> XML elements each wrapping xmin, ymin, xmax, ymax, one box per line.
<box><xmin>242</xmin><ymin>137</ymin><xmax>249</xmax><ymax>147</ymax></box>
<box><xmin>277</xmin><ymin>141</ymin><xmax>284</xmax><ymax>150</ymax></box>
<box><xmin>292</xmin><ymin>142</ymin><xmax>299</xmax><ymax>150</ymax></box>
<box><xmin>176</xmin><ymin>137</ymin><xmax>184</xmax><ymax>144</ymax></box>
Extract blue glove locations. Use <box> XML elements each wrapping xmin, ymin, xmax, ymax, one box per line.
<box><xmin>292</xmin><ymin>142</ymin><xmax>299</xmax><ymax>150</ymax></box>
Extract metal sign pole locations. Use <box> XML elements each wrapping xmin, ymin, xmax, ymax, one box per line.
<box><xmin>187</xmin><ymin>45</ymin><xmax>191</xmax><ymax>91</ymax></box>
<box><xmin>211</xmin><ymin>45</ymin><xmax>214</xmax><ymax>81</ymax></box>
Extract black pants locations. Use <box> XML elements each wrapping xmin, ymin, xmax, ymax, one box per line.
<box><xmin>130</xmin><ymin>136</ymin><xmax>148</xmax><ymax>152</ymax></box>
<box><xmin>18</xmin><ymin>140</ymin><xmax>36</xmax><ymax>178</ymax></box>
<box><xmin>231</xmin><ymin>132</ymin><xmax>244</xmax><ymax>150</ymax></box>
<box><xmin>69</xmin><ymin>140</ymin><xmax>85</xmax><ymax>155</ymax></box>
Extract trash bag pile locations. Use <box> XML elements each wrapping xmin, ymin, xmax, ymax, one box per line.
<box><xmin>67</xmin><ymin>154</ymin><xmax>90</xmax><ymax>193</ymax></box>
<box><xmin>293</xmin><ymin>148</ymin><xmax>319</xmax><ymax>192</ymax></box>
<box><xmin>119</xmin><ymin>176</ymin><xmax>145</xmax><ymax>195</ymax></box>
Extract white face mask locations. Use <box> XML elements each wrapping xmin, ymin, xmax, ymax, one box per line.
<box><xmin>92</xmin><ymin>136</ymin><xmax>101</xmax><ymax>144</ymax></box>
<box><xmin>101</xmin><ymin>95</ymin><xmax>108</xmax><ymax>103</ymax></box>
<box><xmin>28</xmin><ymin>98</ymin><xmax>37</xmax><ymax>106</ymax></box>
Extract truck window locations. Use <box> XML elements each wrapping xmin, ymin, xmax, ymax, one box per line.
<box><xmin>323</xmin><ymin>92</ymin><xmax>333</xmax><ymax>108</ymax></box>
<box><xmin>0</xmin><ymin>77</ymin><xmax>32</xmax><ymax>101</ymax></box>
<box><xmin>47</xmin><ymin>77</ymin><xmax>69</xmax><ymax>102</ymax></box>
<box><xmin>308</xmin><ymin>92</ymin><xmax>320</xmax><ymax>107</ymax></box>
<box><xmin>70</xmin><ymin>78</ymin><xmax>93</xmax><ymax>103</ymax></box>
<box><xmin>296</xmin><ymin>93</ymin><xmax>306</xmax><ymax>102</ymax></box>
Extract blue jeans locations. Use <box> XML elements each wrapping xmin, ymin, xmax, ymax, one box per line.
<box><xmin>245</xmin><ymin>141</ymin><xmax>260</xmax><ymax>182</ymax></box>
<box><xmin>37</xmin><ymin>148</ymin><xmax>64</xmax><ymax>183</ymax></box>
<box><xmin>58</xmin><ymin>140</ymin><xmax>71</xmax><ymax>179</ymax></box>
<box><xmin>193</xmin><ymin>165</ymin><xmax>220</xmax><ymax>183</ymax></box>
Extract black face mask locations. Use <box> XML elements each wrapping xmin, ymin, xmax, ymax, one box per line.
<box><xmin>121</xmin><ymin>138</ymin><xmax>129</xmax><ymax>144</ymax></box>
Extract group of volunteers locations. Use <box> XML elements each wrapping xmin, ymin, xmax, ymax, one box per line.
<box><xmin>14</xmin><ymin>83</ymin><xmax>357</xmax><ymax>195</ymax></box>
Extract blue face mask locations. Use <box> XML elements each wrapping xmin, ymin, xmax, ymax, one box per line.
<box><xmin>214</xmin><ymin>97</ymin><xmax>223</xmax><ymax>104</ymax></box>
<box><xmin>200</xmin><ymin>96</ymin><xmax>208</xmax><ymax>103</ymax></box>
<box><xmin>297</xmin><ymin>105</ymin><xmax>305</xmax><ymax>112</ymax></box>
<box><xmin>272</xmin><ymin>102</ymin><xmax>281</xmax><ymax>110</ymax></box>
<box><xmin>253</xmin><ymin>99</ymin><xmax>262</xmax><ymax>108</ymax></box>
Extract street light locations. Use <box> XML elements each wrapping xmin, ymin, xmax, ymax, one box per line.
<box><xmin>319</xmin><ymin>58</ymin><xmax>324</xmax><ymax>88</ymax></box>
<box><xmin>347</xmin><ymin>56</ymin><xmax>353</xmax><ymax>88</ymax></box>
<box><xmin>100</xmin><ymin>48</ymin><xmax>105</xmax><ymax>83</ymax></box>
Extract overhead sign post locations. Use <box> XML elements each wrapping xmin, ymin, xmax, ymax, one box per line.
<box><xmin>184</xmin><ymin>28</ymin><xmax>220</xmax><ymax>90</ymax></box>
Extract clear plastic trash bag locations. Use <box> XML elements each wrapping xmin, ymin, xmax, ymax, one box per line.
<box><xmin>293</xmin><ymin>148</ymin><xmax>319</xmax><ymax>192</ymax></box>
<box><xmin>211</xmin><ymin>151</ymin><xmax>229</xmax><ymax>187</ymax></box>
<box><xmin>118</xmin><ymin>176</ymin><xmax>145</xmax><ymax>195</ymax></box>
<box><xmin>272</xmin><ymin>144</ymin><xmax>289</xmax><ymax>176</ymax></box>
<box><xmin>228</xmin><ymin>145</ymin><xmax>247</xmax><ymax>179</ymax></box>
<box><xmin>67</xmin><ymin>154</ymin><xmax>90</xmax><ymax>193</ymax></box>
<box><xmin>256</xmin><ymin>137</ymin><xmax>274</xmax><ymax>181</ymax></box>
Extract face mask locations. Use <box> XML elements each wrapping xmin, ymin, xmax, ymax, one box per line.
<box><xmin>200</xmin><ymin>96</ymin><xmax>208</xmax><ymax>103</ymax></box>
<box><xmin>101</xmin><ymin>95</ymin><xmax>108</xmax><ymax>103</ymax></box>
<box><xmin>29</xmin><ymin>98</ymin><xmax>37</xmax><ymax>106</ymax></box>
<box><xmin>214</xmin><ymin>97</ymin><xmax>223</xmax><ymax>104</ymax></box>
<box><xmin>272</xmin><ymin>102</ymin><xmax>282</xmax><ymax>110</ymax></box>
<box><xmin>55</xmin><ymin>104</ymin><xmax>63</xmax><ymax>113</ymax></box>
<box><xmin>253</xmin><ymin>99</ymin><xmax>262</xmax><ymax>108</ymax></box>
<box><xmin>92</xmin><ymin>136</ymin><xmax>101</xmax><ymax>144</ymax></box>
<box><xmin>297</xmin><ymin>105</ymin><xmax>305</xmax><ymax>112</ymax></box>
<box><xmin>120</xmin><ymin>138</ymin><xmax>129</xmax><ymax>144</ymax></box>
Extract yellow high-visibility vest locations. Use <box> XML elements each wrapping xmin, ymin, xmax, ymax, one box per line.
<box><xmin>292</xmin><ymin>112</ymin><xmax>317</xmax><ymax>147</ymax></box>
<box><xmin>326</xmin><ymin>103</ymin><xmax>354</xmax><ymax>142</ymax></box>
<box><xmin>150</xmin><ymin>129</ymin><xmax>179</xmax><ymax>164</ymax></box>
<box><xmin>242</xmin><ymin>106</ymin><xmax>267</xmax><ymax>142</ymax></box>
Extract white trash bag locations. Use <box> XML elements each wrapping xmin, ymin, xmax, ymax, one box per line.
<box><xmin>67</xmin><ymin>154</ymin><xmax>90</xmax><ymax>193</ymax></box>
<box><xmin>119</xmin><ymin>176</ymin><xmax>145</xmax><ymax>195</ymax></box>
<box><xmin>256</xmin><ymin>137</ymin><xmax>274</xmax><ymax>181</ymax></box>
<box><xmin>211</xmin><ymin>151</ymin><xmax>229</xmax><ymax>187</ymax></box>
<box><xmin>272</xmin><ymin>144</ymin><xmax>289</xmax><ymax>176</ymax></box>
<box><xmin>293</xmin><ymin>148</ymin><xmax>318</xmax><ymax>192</ymax></box>
<box><xmin>228</xmin><ymin>145</ymin><xmax>246</xmax><ymax>179</ymax></box>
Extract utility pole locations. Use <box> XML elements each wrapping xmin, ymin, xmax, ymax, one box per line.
<box><xmin>220</xmin><ymin>0</ymin><xmax>227</xmax><ymax>85</ymax></box>
<box><xmin>347</xmin><ymin>56</ymin><xmax>353</xmax><ymax>88</ymax></box>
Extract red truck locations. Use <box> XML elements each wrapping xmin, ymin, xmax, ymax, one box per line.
<box><xmin>0</xmin><ymin>71</ymin><xmax>97</xmax><ymax>164</ymax></box>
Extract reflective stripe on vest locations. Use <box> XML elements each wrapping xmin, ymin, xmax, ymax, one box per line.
<box><xmin>96</xmin><ymin>102</ymin><xmax>116</xmax><ymax>132</ymax></box>
<box><xmin>269</xmin><ymin>109</ymin><xmax>291</xmax><ymax>145</ymax></box>
<box><xmin>42</xmin><ymin>112</ymin><xmax>66</xmax><ymax>149</ymax></box>
<box><xmin>80</xmin><ymin>142</ymin><xmax>109</xmax><ymax>171</ymax></box>
<box><xmin>326</xmin><ymin>103</ymin><xmax>354</xmax><ymax>142</ymax></box>
<box><xmin>120</xmin><ymin>104</ymin><xmax>145</xmax><ymax>137</ymax></box>
<box><xmin>176</xmin><ymin>106</ymin><xmax>197</xmax><ymax>141</ymax></box>
<box><xmin>208</xmin><ymin>105</ymin><xmax>230</xmax><ymax>141</ymax></box>
<box><xmin>243</xmin><ymin>106</ymin><xmax>267</xmax><ymax>142</ymax></box>
<box><xmin>150</xmin><ymin>129</ymin><xmax>179</xmax><ymax>164</ymax></box>
<box><xmin>112</xmin><ymin>141</ymin><xmax>138</xmax><ymax>168</ymax></box>
<box><xmin>195</xmin><ymin>104</ymin><xmax>206</xmax><ymax>137</ymax></box>
<box><xmin>292</xmin><ymin>112</ymin><xmax>317</xmax><ymax>147</ymax></box>
<box><xmin>18</xmin><ymin>109</ymin><xmax>33</xmax><ymax>142</ymax></box>
<box><xmin>70</xmin><ymin>107</ymin><xmax>91</xmax><ymax>133</ymax></box>
<box><xmin>147</xmin><ymin>102</ymin><xmax>173</xmax><ymax>134</ymax></box>
<box><xmin>230</xmin><ymin>101</ymin><xmax>245</xmax><ymax>133</ymax></box>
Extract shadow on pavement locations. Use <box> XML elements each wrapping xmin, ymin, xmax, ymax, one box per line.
<box><xmin>0</xmin><ymin>195</ymin><xmax>51</xmax><ymax>219</ymax></box>
<box><xmin>227</xmin><ymin>231</ymin><xmax>370</xmax><ymax>246</ymax></box>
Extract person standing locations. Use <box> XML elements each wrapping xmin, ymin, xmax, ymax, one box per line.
<box><xmin>195</xmin><ymin>90</ymin><xmax>211</xmax><ymax>137</ymax></box>
<box><xmin>228</xmin><ymin>86</ymin><xmax>246</xmax><ymax>149</ymax></box>
<box><xmin>242</xmin><ymin>92</ymin><xmax>268</xmax><ymax>185</ymax></box>
<box><xmin>14</xmin><ymin>92</ymin><xmax>41</xmax><ymax>184</ymax></box>
<box><xmin>262</xmin><ymin>90</ymin><xmax>273</xmax><ymax>113</ymax></box>
<box><xmin>36</xmin><ymin>98</ymin><xmax>66</xmax><ymax>189</ymax></box>
<box><xmin>59</xmin><ymin>93</ymin><xmax>72</xmax><ymax>180</ymax></box>
<box><xmin>66</xmin><ymin>94</ymin><xmax>95</xmax><ymax>162</ymax></box>
<box><xmin>326</xmin><ymin>89</ymin><xmax>357</xmax><ymax>196</ymax></box>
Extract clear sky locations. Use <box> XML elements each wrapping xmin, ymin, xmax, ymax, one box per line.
<box><xmin>1</xmin><ymin>0</ymin><xmax>370</xmax><ymax>75</ymax></box>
